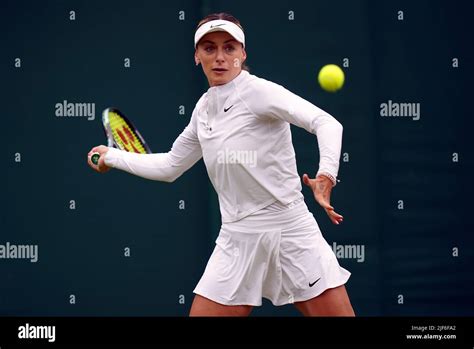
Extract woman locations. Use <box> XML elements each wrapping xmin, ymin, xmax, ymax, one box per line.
<box><xmin>88</xmin><ymin>13</ymin><xmax>355</xmax><ymax>317</ymax></box>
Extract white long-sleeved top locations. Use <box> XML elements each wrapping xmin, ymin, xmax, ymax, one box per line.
<box><xmin>105</xmin><ymin>70</ymin><xmax>343</xmax><ymax>223</ymax></box>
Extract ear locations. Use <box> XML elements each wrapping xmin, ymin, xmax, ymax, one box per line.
<box><xmin>241</xmin><ymin>47</ymin><xmax>247</xmax><ymax>63</ymax></box>
<box><xmin>194</xmin><ymin>50</ymin><xmax>200</xmax><ymax>66</ymax></box>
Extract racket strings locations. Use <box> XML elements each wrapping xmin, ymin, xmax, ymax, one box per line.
<box><xmin>108</xmin><ymin>111</ymin><xmax>147</xmax><ymax>154</ymax></box>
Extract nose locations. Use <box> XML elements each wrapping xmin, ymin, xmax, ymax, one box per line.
<box><xmin>215</xmin><ymin>47</ymin><xmax>225</xmax><ymax>63</ymax></box>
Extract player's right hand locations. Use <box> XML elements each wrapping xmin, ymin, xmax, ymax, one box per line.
<box><xmin>87</xmin><ymin>145</ymin><xmax>111</xmax><ymax>173</ymax></box>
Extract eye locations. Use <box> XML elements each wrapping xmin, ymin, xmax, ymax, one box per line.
<box><xmin>224</xmin><ymin>45</ymin><xmax>236</xmax><ymax>53</ymax></box>
<box><xmin>204</xmin><ymin>46</ymin><xmax>215</xmax><ymax>53</ymax></box>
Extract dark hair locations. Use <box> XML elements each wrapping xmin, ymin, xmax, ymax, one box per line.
<box><xmin>196</xmin><ymin>12</ymin><xmax>249</xmax><ymax>71</ymax></box>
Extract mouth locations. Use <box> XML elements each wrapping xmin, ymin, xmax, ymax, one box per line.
<box><xmin>212</xmin><ymin>68</ymin><xmax>228</xmax><ymax>73</ymax></box>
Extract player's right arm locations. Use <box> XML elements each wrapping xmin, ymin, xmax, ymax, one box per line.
<box><xmin>87</xmin><ymin>113</ymin><xmax>202</xmax><ymax>183</ymax></box>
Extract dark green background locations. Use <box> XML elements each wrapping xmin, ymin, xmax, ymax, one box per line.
<box><xmin>1</xmin><ymin>0</ymin><xmax>473</xmax><ymax>316</ymax></box>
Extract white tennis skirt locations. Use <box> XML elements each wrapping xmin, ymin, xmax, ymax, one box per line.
<box><xmin>193</xmin><ymin>198</ymin><xmax>351</xmax><ymax>306</ymax></box>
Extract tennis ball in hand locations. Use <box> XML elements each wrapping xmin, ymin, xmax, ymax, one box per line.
<box><xmin>318</xmin><ymin>64</ymin><xmax>345</xmax><ymax>92</ymax></box>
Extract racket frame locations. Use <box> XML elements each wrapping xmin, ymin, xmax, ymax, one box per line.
<box><xmin>101</xmin><ymin>107</ymin><xmax>152</xmax><ymax>154</ymax></box>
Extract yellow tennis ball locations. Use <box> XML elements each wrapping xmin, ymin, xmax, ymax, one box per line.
<box><xmin>318</xmin><ymin>64</ymin><xmax>345</xmax><ymax>92</ymax></box>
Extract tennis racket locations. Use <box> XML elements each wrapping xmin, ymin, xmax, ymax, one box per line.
<box><xmin>91</xmin><ymin>107</ymin><xmax>152</xmax><ymax>165</ymax></box>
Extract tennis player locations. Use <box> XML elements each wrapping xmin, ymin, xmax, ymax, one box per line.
<box><xmin>88</xmin><ymin>12</ymin><xmax>355</xmax><ymax>317</ymax></box>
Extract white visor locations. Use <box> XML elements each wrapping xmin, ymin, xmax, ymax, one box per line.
<box><xmin>194</xmin><ymin>19</ymin><xmax>245</xmax><ymax>48</ymax></box>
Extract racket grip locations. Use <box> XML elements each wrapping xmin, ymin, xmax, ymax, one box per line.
<box><xmin>91</xmin><ymin>152</ymin><xmax>101</xmax><ymax>165</ymax></box>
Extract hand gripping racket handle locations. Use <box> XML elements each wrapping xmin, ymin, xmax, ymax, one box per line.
<box><xmin>91</xmin><ymin>152</ymin><xmax>101</xmax><ymax>165</ymax></box>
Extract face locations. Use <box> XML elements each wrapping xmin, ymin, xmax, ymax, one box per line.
<box><xmin>195</xmin><ymin>31</ymin><xmax>247</xmax><ymax>87</ymax></box>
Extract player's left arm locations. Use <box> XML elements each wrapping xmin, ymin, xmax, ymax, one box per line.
<box><xmin>247</xmin><ymin>80</ymin><xmax>343</xmax><ymax>224</ymax></box>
